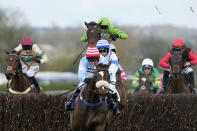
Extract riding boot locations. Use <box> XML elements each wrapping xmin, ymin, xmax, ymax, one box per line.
<box><xmin>188</xmin><ymin>72</ymin><xmax>196</xmax><ymax>94</ymax></box>
<box><xmin>29</xmin><ymin>77</ymin><xmax>41</xmax><ymax>93</ymax></box>
<box><xmin>163</xmin><ymin>70</ymin><xmax>169</xmax><ymax>92</ymax></box>
<box><xmin>65</xmin><ymin>88</ymin><xmax>81</xmax><ymax>111</ymax></box>
<box><xmin>111</xmin><ymin>93</ymin><xmax>120</xmax><ymax>116</ymax></box>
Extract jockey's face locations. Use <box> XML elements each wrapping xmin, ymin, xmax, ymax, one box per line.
<box><xmin>100</xmin><ymin>25</ymin><xmax>108</xmax><ymax>33</ymax></box>
<box><xmin>24</xmin><ymin>50</ymin><xmax>31</xmax><ymax>54</ymax></box>
<box><xmin>90</xmin><ymin>61</ymin><xmax>98</xmax><ymax>66</ymax></box>
<box><xmin>23</xmin><ymin>46</ymin><xmax>32</xmax><ymax>54</ymax></box>
<box><xmin>99</xmin><ymin>48</ymin><xmax>109</xmax><ymax>57</ymax></box>
<box><xmin>143</xmin><ymin>66</ymin><xmax>152</xmax><ymax>75</ymax></box>
<box><xmin>101</xmin><ymin>29</ymin><xmax>107</xmax><ymax>33</ymax></box>
<box><xmin>144</xmin><ymin>69</ymin><xmax>151</xmax><ymax>75</ymax></box>
<box><xmin>87</xmin><ymin>57</ymin><xmax>99</xmax><ymax>66</ymax></box>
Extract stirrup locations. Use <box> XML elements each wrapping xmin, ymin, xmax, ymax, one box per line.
<box><xmin>112</xmin><ymin>102</ymin><xmax>120</xmax><ymax>116</ymax></box>
<box><xmin>65</xmin><ymin>101</ymin><xmax>73</xmax><ymax>111</ymax></box>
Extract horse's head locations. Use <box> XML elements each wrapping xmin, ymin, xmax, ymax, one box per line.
<box><xmin>85</xmin><ymin>21</ymin><xmax>101</xmax><ymax>46</ymax></box>
<box><xmin>137</xmin><ymin>71</ymin><xmax>153</xmax><ymax>93</ymax></box>
<box><xmin>169</xmin><ymin>50</ymin><xmax>183</xmax><ymax>79</ymax></box>
<box><xmin>93</xmin><ymin>62</ymin><xmax>111</xmax><ymax>101</ymax></box>
<box><xmin>4</xmin><ymin>50</ymin><xmax>22</xmax><ymax>80</ymax></box>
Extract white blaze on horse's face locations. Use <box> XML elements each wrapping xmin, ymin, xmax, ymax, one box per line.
<box><xmin>141</xmin><ymin>77</ymin><xmax>146</xmax><ymax>82</ymax></box>
<box><xmin>96</xmin><ymin>71</ymin><xmax>110</xmax><ymax>89</ymax></box>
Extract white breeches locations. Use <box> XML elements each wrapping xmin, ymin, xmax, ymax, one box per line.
<box><xmin>22</xmin><ymin>64</ymin><xmax>39</xmax><ymax>77</ymax></box>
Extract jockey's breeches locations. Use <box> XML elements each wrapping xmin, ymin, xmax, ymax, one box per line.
<box><xmin>22</xmin><ymin>64</ymin><xmax>39</xmax><ymax>77</ymax></box>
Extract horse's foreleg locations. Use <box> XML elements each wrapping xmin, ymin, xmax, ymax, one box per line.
<box><xmin>95</xmin><ymin>122</ymin><xmax>108</xmax><ymax>131</ymax></box>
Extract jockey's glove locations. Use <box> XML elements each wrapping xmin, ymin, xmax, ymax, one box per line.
<box><xmin>110</xmin><ymin>34</ymin><xmax>119</xmax><ymax>41</ymax></box>
<box><xmin>84</xmin><ymin>78</ymin><xmax>92</xmax><ymax>83</ymax></box>
<box><xmin>10</xmin><ymin>50</ymin><xmax>17</xmax><ymax>54</ymax></box>
<box><xmin>34</xmin><ymin>58</ymin><xmax>41</xmax><ymax>64</ymax></box>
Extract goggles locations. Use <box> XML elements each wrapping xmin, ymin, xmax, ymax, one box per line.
<box><xmin>99</xmin><ymin>48</ymin><xmax>109</xmax><ymax>53</ymax></box>
<box><xmin>87</xmin><ymin>57</ymin><xmax>99</xmax><ymax>62</ymax></box>
<box><xmin>100</xmin><ymin>25</ymin><xmax>108</xmax><ymax>29</ymax></box>
<box><xmin>22</xmin><ymin>46</ymin><xmax>32</xmax><ymax>50</ymax></box>
<box><xmin>143</xmin><ymin>65</ymin><xmax>152</xmax><ymax>70</ymax></box>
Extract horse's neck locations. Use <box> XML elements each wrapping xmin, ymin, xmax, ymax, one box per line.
<box><xmin>83</xmin><ymin>80</ymin><xmax>100</xmax><ymax>103</ymax></box>
<box><xmin>11</xmin><ymin>70</ymin><xmax>30</xmax><ymax>91</ymax></box>
<box><xmin>170</xmin><ymin>74</ymin><xmax>187</xmax><ymax>91</ymax></box>
<box><xmin>88</xmin><ymin>43</ymin><xmax>97</xmax><ymax>47</ymax></box>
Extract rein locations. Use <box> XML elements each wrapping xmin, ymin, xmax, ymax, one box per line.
<box><xmin>72</xmin><ymin>44</ymin><xmax>88</xmax><ymax>66</ymax></box>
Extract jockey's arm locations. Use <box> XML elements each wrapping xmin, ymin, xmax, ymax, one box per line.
<box><xmin>109</xmin><ymin>25</ymin><xmax>128</xmax><ymax>39</ymax></box>
<box><xmin>81</xmin><ymin>33</ymin><xmax>88</xmax><ymax>42</ymax></box>
<box><xmin>132</xmin><ymin>70</ymin><xmax>140</xmax><ymax>88</ymax></box>
<box><xmin>78</xmin><ymin>57</ymin><xmax>87</xmax><ymax>82</ymax></box>
<box><xmin>33</xmin><ymin>44</ymin><xmax>49</xmax><ymax>64</ymax></box>
<box><xmin>14</xmin><ymin>44</ymin><xmax>22</xmax><ymax>52</ymax></box>
<box><xmin>152</xmin><ymin>68</ymin><xmax>161</xmax><ymax>89</ymax></box>
<box><xmin>188</xmin><ymin>49</ymin><xmax>197</xmax><ymax>65</ymax></box>
<box><xmin>159</xmin><ymin>52</ymin><xmax>171</xmax><ymax>68</ymax></box>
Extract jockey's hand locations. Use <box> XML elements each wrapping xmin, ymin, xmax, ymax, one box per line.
<box><xmin>184</xmin><ymin>62</ymin><xmax>191</xmax><ymax>67</ymax></box>
<box><xmin>84</xmin><ymin>78</ymin><xmax>92</xmax><ymax>83</ymax></box>
<box><xmin>110</xmin><ymin>34</ymin><xmax>119</xmax><ymax>41</ymax></box>
<box><xmin>30</xmin><ymin>58</ymin><xmax>41</xmax><ymax>66</ymax></box>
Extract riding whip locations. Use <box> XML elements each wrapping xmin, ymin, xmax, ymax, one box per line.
<box><xmin>72</xmin><ymin>44</ymin><xmax>88</xmax><ymax>66</ymax></box>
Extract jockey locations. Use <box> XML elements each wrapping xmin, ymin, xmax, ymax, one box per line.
<box><xmin>66</xmin><ymin>46</ymin><xmax>121</xmax><ymax>115</ymax></box>
<box><xmin>159</xmin><ymin>39</ymin><xmax>197</xmax><ymax>93</ymax></box>
<box><xmin>65</xmin><ymin>47</ymin><xmax>101</xmax><ymax>111</ymax></box>
<box><xmin>96</xmin><ymin>39</ymin><xmax>121</xmax><ymax>111</ymax></box>
<box><xmin>81</xmin><ymin>17</ymin><xmax>128</xmax><ymax>52</ymax></box>
<box><xmin>132</xmin><ymin>58</ymin><xmax>161</xmax><ymax>91</ymax></box>
<box><xmin>10</xmin><ymin>37</ymin><xmax>48</xmax><ymax>93</ymax></box>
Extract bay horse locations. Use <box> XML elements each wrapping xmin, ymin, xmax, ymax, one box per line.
<box><xmin>165</xmin><ymin>51</ymin><xmax>191</xmax><ymax>94</ymax></box>
<box><xmin>70</xmin><ymin>63</ymin><xmax>127</xmax><ymax>131</ymax></box>
<box><xmin>85</xmin><ymin>21</ymin><xmax>101</xmax><ymax>47</ymax></box>
<box><xmin>4</xmin><ymin>50</ymin><xmax>36</xmax><ymax>94</ymax></box>
<box><xmin>134</xmin><ymin>70</ymin><xmax>155</xmax><ymax>94</ymax></box>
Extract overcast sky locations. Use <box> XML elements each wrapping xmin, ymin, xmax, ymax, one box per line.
<box><xmin>0</xmin><ymin>0</ymin><xmax>197</xmax><ymax>28</ymax></box>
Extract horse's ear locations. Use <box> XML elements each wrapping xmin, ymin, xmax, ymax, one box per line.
<box><xmin>106</xmin><ymin>61</ymin><xmax>111</xmax><ymax>69</ymax></box>
<box><xmin>169</xmin><ymin>48</ymin><xmax>173</xmax><ymax>54</ymax></box>
<box><xmin>85</xmin><ymin>21</ymin><xmax>89</xmax><ymax>28</ymax></box>
<box><xmin>4</xmin><ymin>49</ymin><xmax>9</xmax><ymax>55</ymax></box>
<box><xmin>180</xmin><ymin>48</ymin><xmax>185</xmax><ymax>55</ymax></box>
<box><xmin>97</xmin><ymin>21</ymin><xmax>102</xmax><ymax>28</ymax></box>
<box><xmin>138</xmin><ymin>69</ymin><xmax>143</xmax><ymax>76</ymax></box>
<box><xmin>95</xmin><ymin>62</ymin><xmax>99</xmax><ymax>68</ymax></box>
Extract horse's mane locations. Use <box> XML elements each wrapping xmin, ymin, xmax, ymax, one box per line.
<box><xmin>98</xmin><ymin>63</ymin><xmax>107</xmax><ymax>68</ymax></box>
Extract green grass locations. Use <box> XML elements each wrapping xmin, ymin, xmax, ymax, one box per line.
<box><xmin>0</xmin><ymin>82</ymin><xmax>77</xmax><ymax>92</ymax></box>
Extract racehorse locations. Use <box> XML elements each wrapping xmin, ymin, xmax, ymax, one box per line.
<box><xmin>85</xmin><ymin>21</ymin><xmax>101</xmax><ymax>47</ymax></box>
<box><xmin>70</xmin><ymin>63</ymin><xmax>127</xmax><ymax>131</ymax></box>
<box><xmin>4</xmin><ymin>50</ymin><xmax>35</xmax><ymax>94</ymax></box>
<box><xmin>165</xmin><ymin>51</ymin><xmax>191</xmax><ymax>94</ymax></box>
<box><xmin>134</xmin><ymin>70</ymin><xmax>155</xmax><ymax>94</ymax></box>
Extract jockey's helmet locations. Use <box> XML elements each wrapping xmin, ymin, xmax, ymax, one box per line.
<box><xmin>86</xmin><ymin>47</ymin><xmax>100</xmax><ymax>62</ymax></box>
<box><xmin>142</xmin><ymin>58</ymin><xmax>154</xmax><ymax>70</ymax></box>
<box><xmin>96</xmin><ymin>39</ymin><xmax>109</xmax><ymax>53</ymax></box>
<box><xmin>21</xmin><ymin>37</ymin><xmax>33</xmax><ymax>50</ymax></box>
<box><xmin>98</xmin><ymin>17</ymin><xmax>110</xmax><ymax>29</ymax></box>
<box><xmin>172</xmin><ymin>39</ymin><xmax>185</xmax><ymax>49</ymax></box>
